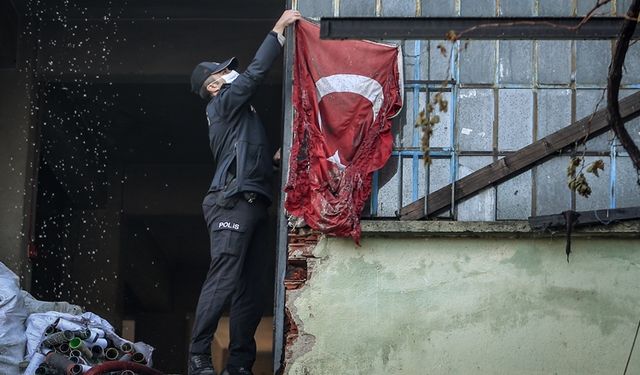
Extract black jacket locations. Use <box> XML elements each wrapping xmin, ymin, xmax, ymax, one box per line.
<box><xmin>205</xmin><ymin>31</ymin><xmax>282</xmax><ymax>204</ymax></box>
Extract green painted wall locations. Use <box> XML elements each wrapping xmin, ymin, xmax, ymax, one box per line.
<box><xmin>286</xmin><ymin>235</ymin><xmax>640</xmax><ymax>374</ymax></box>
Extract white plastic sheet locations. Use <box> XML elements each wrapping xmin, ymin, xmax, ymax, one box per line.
<box><xmin>0</xmin><ymin>262</ymin><xmax>28</xmax><ymax>375</ymax></box>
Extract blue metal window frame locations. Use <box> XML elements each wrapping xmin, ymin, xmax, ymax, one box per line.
<box><xmin>369</xmin><ymin>40</ymin><xmax>459</xmax><ymax>218</ymax></box>
<box><xmin>368</xmin><ymin>38</ymin><xmax>640</xmax><ymax>219</ymax></box>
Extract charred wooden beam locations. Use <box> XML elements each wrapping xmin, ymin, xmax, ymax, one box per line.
<box><xmin>399</xmin><ymin>92</ymin><xmax>640</xmax><ymax>220</ymax></box>
<box><xmin>320</xmin><ymin>17</ymin><xmax>639</xmax><ymax>40</ymax></box>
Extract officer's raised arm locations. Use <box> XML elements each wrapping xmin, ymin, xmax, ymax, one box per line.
<box><xmin>215</xmin><ymin>9</ymin><xmax>301</xmax><ymax>117</ymax></box>
<box><xmin>272</xmin><ymin>9</ymin><xmax>302</xmax><ymax>36</ymax></box>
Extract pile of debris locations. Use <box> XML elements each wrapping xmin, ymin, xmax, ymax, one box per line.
<box><xmin>25</xmin><ymin>314</ymin><xmax>155</xmax><ymax>375</ymax></box>
<box><xmin>0</xmin><ymin>262</ymin><xmax>160</xmax><ymax>375</ymax></box>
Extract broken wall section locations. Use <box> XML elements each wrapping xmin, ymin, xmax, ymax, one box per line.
<box><xmin>283</xmin><ymin>229</ymin><xmax>321</xmax><ymax>370</ymax></box>
<box><xmin>283</xmin><ymin>224</ymin><xmax>640</xmax><ymax>374</ymax></box>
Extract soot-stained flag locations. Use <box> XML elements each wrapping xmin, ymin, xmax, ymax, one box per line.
<box><xmin>285</xmin><ymin>19</ymin><xmax>403</xmax><ymax>243</ymax></box>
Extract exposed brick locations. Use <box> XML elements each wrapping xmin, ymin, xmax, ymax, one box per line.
<box><xmin>285</xmin><ymin>263</ymin><xmax>307</xmax><ymax>282</ymax></box>
<box><xmin>283</xmin><ymin>303</ymin><xmax>299</xmax><ymax>369</ymax></box>
<box><xmin>283</xmin><ymin>228</ymin><xmax>321</xmax><ymax>370</ymax></box>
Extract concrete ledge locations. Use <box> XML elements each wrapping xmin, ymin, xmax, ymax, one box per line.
<box><xmin>360</xmin><ymin>220</ymin><xmax>640</xmax><ymax>238</ymax></box>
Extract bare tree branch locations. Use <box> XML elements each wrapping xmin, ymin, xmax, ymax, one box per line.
<box><xmin>576</xmin><ymin>0</ymin><xmax>613</xmax><ymax>29</ymax></box>
<box><xmin>607</xmin><ymin>0</ymin><xmax>640</xmax><ymax>170</ymax></box>
<box><xmin>451</xmin><ymin>0</ymin><xmax>613</xmax><ymax>40</ymax></box>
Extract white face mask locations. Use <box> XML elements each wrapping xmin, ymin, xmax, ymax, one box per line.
<box><xmin>221</xmin><ymin>70</ymin><xmax>239</xmax><ymax>84</ymax></box>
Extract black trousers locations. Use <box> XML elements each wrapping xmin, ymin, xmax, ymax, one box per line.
<box><xmin>190</xmin><ymin>191</ymin><xmax>270</xmax><ymax>370</ymax></box>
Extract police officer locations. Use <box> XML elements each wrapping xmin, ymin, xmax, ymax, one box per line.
<box><xmin>187</xmin><ymin>9</ymin><xmax>301</xmax><ymax>375</ymax></box>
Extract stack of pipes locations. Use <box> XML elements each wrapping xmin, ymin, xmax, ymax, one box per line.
<box><xmin>33</xmin><ymin>318</ymin><xmax>148</xmax><ymax>375</ymax></box>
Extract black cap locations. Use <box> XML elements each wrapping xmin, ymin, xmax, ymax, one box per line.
<box><xmin>190</xmin><ymin>57</ymin><xmax>239</xmax><ymax>99</ymax></box>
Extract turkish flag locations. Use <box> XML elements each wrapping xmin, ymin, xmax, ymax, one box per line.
<box><xmin>285</xmin><ymin>19</ymin><xmax>403</xmax><ymax>243</ymax></box>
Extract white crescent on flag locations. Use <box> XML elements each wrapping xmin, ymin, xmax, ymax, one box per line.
<box><xmin>315</xmin><ymin>74</ymin><xmax>384</xmax><ymax>169</ymax></box>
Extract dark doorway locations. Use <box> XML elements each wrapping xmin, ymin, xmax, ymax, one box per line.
<box><xmin>29</xmin><ymin>2</ymin><xmax>285</xmax><ymax>371</ymax></box>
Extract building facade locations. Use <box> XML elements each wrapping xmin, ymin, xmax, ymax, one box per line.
<box><xmin>1</xmin><ymin>0</ymin><xmax>640</xmax><ymax>373</ymax></box>
<box><xmin>279</xmin><ymin>0</ymin><xmax>640</xmax><ymax>374</ymax></box>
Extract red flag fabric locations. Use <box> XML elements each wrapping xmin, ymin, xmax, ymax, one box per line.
<box><xmin>285</xmin><ymin>19</ymin><xmax>403</xmax><ymax>243</ymax></box>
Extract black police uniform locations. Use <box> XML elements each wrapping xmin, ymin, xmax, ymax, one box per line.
<box><xmin>190</xmin><ymin>31</ymin><xmax>282</xmax><ymax>371</ymax></box>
